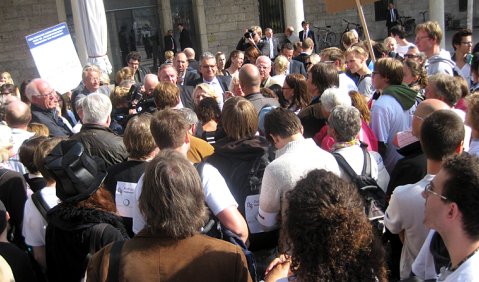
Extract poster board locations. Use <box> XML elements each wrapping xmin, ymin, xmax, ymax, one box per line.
<box><xmin>26</xmin><ymin>23</ymin><xmax>83</xmax><ymax>94</ymax></box>
<box><xmin>324</xmin><ymin>0</ymin><xmax>378</xmax><ymax>13</ymax></box>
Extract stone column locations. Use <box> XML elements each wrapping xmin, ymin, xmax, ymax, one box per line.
<box><xmin>283</xmin><ymin>0</ymin><xmax>304</xmax><ymax>35</ymax></box>
<box><xmin>467</xmin><ymin>0</ymin><xmax>473</xmax><ymax>30</ymax></box>
<box><xmin>429</xmin><ymin>0</ymin><xmax>445</xmax><ymax>49</ymax></box>
<box><xmin>158</xmin><ymin>0</ymin><xmax>173</xmax><ymax>35</ymax></box>
<box><xmin>193</xmin><ymin>0</ymin><xmax>208</xmax><ymax>54</ymax></box>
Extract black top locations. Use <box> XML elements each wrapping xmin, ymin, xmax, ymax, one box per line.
<box><xmin>0</xmin><ymin>242</ymin><xmax>36</xmax><ymax>282</ymax></box>
<box><xmin>30</xmin><ymin>104</ymin><xmax>72</xmax><ymax>137</ymax></box>
<box><xmin>23</xmin><ymin>174</ymin><xmax>46</xmax><ymax>193</ymax></box>
<box><xmin>0</xmin><ymin>169</ymin><xmax>27</xmax><ymax>248</ymax></box>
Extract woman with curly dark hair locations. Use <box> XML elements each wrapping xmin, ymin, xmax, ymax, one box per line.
<box><xmin>265</xmin><ymin>169</ymin><xmax>387</xmax><ymax>282</ymax></box>
<box><xmin>402</xmin><ymin>59</ymin><xmax>427</xmax><ymax>99</ymax></box>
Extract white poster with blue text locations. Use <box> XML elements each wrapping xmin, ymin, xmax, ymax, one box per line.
<box><xmin>26</xmin><ymin>23</ymin><xmax>82</xmax><ymax>94</ymax></box>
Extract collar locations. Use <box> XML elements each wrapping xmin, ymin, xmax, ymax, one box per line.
<box><xmin>31</xmin><ymin>104</ymin><xmax>55</xmax><ymax>114</ymax></box>
<box><xmin>203</xmin><ymin>76</ymin><xmax>219</xmax><ymax>84</ymax></box>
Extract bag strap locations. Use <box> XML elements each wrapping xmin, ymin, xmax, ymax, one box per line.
<box><xmin>333</xmin><ymin>152</ymin><xmax>359</xmax><ymax>180</ymax></box>
<box><xmin>360</xmin><ymin>146</ymin><xmax>373</xmax><ymax>177</ymax></box>
<box><xmin>89</xmin><ymin>223</ymin><xmax>109</xmax><ymax>255</ymax></box>
<box><xmin>107</xmin><ymin>240</ymin><xmax>124</xmax><ymax>282</ymax></box>
<box><xmin>31</xmin><ymin>190</ymin><xmax>50</xmax><ymax>220</ymax></box>
<box><xmin>0</xmin><ymin>169</ymin><xmax>9</xmax><ymax>182</ymax></box>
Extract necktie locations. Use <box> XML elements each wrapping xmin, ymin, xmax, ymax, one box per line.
<box><xmin>391</xmin><ymin>10</ymin><xmax>395</xmax><ymax>22</ymax></box>
<box><xmin>303</xmin><ymin>31</ymin><xmax>307</xmax><ymax>41</ymax></box>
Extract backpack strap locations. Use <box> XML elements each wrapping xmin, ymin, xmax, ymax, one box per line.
<box><xmin>89</xmin><ymin>223</ymin><xmax>110</xmax><ymax>255</ymax></box>
<box><xmin>31</xmin><ymin>190</ymin><xmax>50</xmax><ymax>220</ymax></box>
<box><xmin>332</xmin><ymin>152</ymin><xmax>359</xmax><ymax>180</ymax></box>
<box><xmin>107</xmin><ymin>240</ymin><xmax>124</xmax><ymax>282</ymax></box>
<box><xmin>360</xmin><ymin>146</ymin><xmax>372</xmax><ymax>178</ymax></box>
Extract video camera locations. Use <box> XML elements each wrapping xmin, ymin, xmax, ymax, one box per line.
<box><xmin>127</xmin><ymin>84</ymin><xmax>156</xmax><ymax>115</ymax></box>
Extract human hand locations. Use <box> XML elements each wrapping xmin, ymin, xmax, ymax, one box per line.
<box><xmin>264</xmin><ymin>255</ymin><xmax>291</xmax><ymax>282</ymax></box>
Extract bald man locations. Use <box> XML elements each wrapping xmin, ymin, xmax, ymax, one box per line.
<box><xmin>143</xmin><ymin>74</ymin><xmax>159</xmax><ymax>97</ymax></box>
<box><xmin>388</xmin><ymin>99</ymin><xmax>450</xmax><ymax>196</ymax></box>
<box><xmin>239</xmin><ymin>64</ymin><xmax>279</xmax><ymax>113</ymax></box>
<box><xmin>5</xmin><ymin>101</ymin><xmax>35</xmax><ymax>174</ymax></box>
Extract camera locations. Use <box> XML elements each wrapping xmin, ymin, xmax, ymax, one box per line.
<box><xmin>127</xmin><ymin>84</ymin><xmax>156</xmax><ymax>114</ymax></box>
<box><xmin>244</xmin><ymin>29</ymin><xmax>255</xmax><ymax>39</ymax></box>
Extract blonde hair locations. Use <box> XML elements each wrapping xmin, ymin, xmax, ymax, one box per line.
<box><xmin>274</xmin><ymin>55</ymin><xmax>289</xmax><ymax>75</ymax></box>
<box><xmin>345</xmin><ymin>45</ymin><xmax>369</xmax><ymax>60</ymax></box>
<box><xmin>193</xmin><ymin>83</ymin><xmax>218</xmax><ymax>103</ymax></box>
<box><xmin>0</xmin><ymin>72</ymin><xmax>14</xmax><ymax>85</ymax></box>
<box><xmin>416</xmin><ymin>21</ymin><xmax>443</xmax><ymax>44</ymax></box>
<box><xmin>164</xmin><ymin>51</ymin><xmax>174</xmax><ymax>61</ymax></box>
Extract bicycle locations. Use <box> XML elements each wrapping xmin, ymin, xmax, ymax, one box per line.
<box><xmin>398</xmin><ymin>16</ymin><xmax>416</xmax><ymax>36</ymax></box>
<box><xmin>313</xmin><ymin>25</ymin><xmax>337</xmax><ymax>49</ymax></box>
<box><xmin>419</xmin><ymin>11</ymin><xmax>428</xmax><ymax>23</ymax></box>
<box><xmin>342</xmin><ymin>19</ymin><xmax>364</xmax><ymax>40</ymax></box>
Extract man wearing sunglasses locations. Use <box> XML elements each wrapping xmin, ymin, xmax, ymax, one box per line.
<box><xmin>385</xmin><ymin>110</ymin><xmax>464</xmax><ymax>280</ymax></box>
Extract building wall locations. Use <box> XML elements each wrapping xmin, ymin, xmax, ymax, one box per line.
<box><xmin>0</xmin><ymin>0</ymin><xmax>60</xmax><ymax>85</ymax></box>
<box><xmin>202</xmin><ymin>0</ymin><xmax>259</xmax><ymax>55</ymax></box>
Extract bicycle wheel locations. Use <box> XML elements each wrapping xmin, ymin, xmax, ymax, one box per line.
<box><xmin>326</xmin><ymin>32</ymin><xmax>337</xmax><ymax>47</ymax></box>
<box><xmin>405</xmin><ymin>21</ymin><xmax>416</xmax><ymax>36</ymax></box>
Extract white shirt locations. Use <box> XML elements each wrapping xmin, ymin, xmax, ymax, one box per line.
<box><xmin>132</xmin><ymin>163</ymin><xmax>238</xmax><ymax>234</ymax></box>
<box><xmin>22</xmin><ymin>187</ymin><xmax>59</xmax><ymax>246</ymax></box>
<box><xmin>257</xmin><ymin>138</ymin><xmax>340</xmax><ymax>229</ymax></box>
<box><xmin>370</xmin><ymin>94</ymin><xmax>416</xmax><ymax>172</ymax></box>
<box><xmin>437</xmin><ymin>248</ymin><xmax>479</xmax><ymax>281</ymax></box>
<box><xmin>385</xmin><ymin>174</ymin><xmax>434</xmax><ymax>279</ymax></box>
<box><xmin>203</xmin><ymin>77</ymin><xmax>225</xmax><ymax>109</ymax></box>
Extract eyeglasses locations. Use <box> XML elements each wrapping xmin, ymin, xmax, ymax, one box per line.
<box><xmin>415</xmin><ymin>36</ymin><xmax>431</xmax><ymax>42</ymax></box>
<box><xmin>404</xmin><ymin>54</ymin><xmax>418</xmax><ymax>59</ymax></box>
<box><xmin>461</xmin><ymin>41</ymin><xmax>473</xmax><ymax>45</ymax></box>
<box><xmin>35</xmin><ymin>89</ymin><xmax>56</xmax><ymax>97</ymax></box>
<box><xmin>410</xmin><ymin>113</ymin><xmax>424</xmax><ymax>121</ymax></box>
<box><xmin>424</xmin><ymin>182</ymin><xmax>448</xmax><ymax>201</ymax></box>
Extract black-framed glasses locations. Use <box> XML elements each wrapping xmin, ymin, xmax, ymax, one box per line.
<box><xmin>424</xmin><ymin>182</ymin><xmax>448</xmax><ymax>201</ymax></box>
<box><xmin>404</xmin><ymin>54</ymin><xmax>418</xmax><ymax>59</ymax></box>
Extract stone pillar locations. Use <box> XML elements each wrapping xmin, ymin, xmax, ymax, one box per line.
<box><xmin>283</xmin><ymin>0</ymin><xmax>304</xmax><ymax>35</ymax></box>
<box><xmin>467</xmin><ymin>0</ymin><xmax>473</xmax><ymax>30</ymax></box>
<box><xmin>193</xmin><ymin>0</ymin><xmax>208</xmax><ymax>54</ymax></box>
<box><xmin>158</xmin><ymin>0</ymin><xmax>173</xmax><ymax>35</ymax></box>
<box><xmin>429</xmin><ymin>0</ymin><xmax>445</xmax><ymax>49</ymax></box>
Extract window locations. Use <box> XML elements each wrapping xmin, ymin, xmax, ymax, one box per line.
<box><xmin>459</xmin><ymin>0</ymin><xmax>467</xmax><ymax>12</ymax></box>
<box><xmin>374</xmin><ymin>0</ymin><xmax>389</xmax><ymax>21</ymax></box>
<box><xmin>258</xmin><ymin>0</ymin><xmax>285</xmax><ymax>33</ymax></box>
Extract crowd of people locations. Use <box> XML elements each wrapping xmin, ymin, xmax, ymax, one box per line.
<box><xmin>0</xmin><ymin>17</ymin><xmax>479</xmax><ymax>282</ymax></box>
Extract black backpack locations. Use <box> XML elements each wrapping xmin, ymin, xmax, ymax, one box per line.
<box><xmin>333</xmin><ymin>147</ymin><xmax>386</xmax><ymax>230</ymax></box>
<box><xmin>194</xmin><ymin>162</ymin><xmax>258</xmax><ymax>282</ymax></box>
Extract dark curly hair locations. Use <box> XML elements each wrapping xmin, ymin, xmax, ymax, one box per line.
<box><xmin>284</xmin><ymin>169</ymin><xmax>387</xmax><ymax>281</ymax></box>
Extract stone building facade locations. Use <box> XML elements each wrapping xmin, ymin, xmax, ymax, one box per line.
<box><xmin>1</xmin><ymin>0</ymin><xmax>478</xmax><ymax>86</ymax></box>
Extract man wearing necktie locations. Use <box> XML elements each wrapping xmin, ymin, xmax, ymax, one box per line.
<box><xmin>386</xmin><ymin>2</ymin><xmax>399</xmax><ymax>36</ymax></box>
<box><xmin>299</xmin><ymin>21</ymin><xmax>317</xmax><ymax>53</ymax></box>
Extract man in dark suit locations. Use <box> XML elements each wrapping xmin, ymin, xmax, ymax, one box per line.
<box><xmin>174</xmin><ymin>52</ymin><xmax>200</xmax><ymax>87</ymax></box>
<box><xmin>192</xmin><ymin>52</ymin><xmax>231</xmax><ymax>108</ymax></box>
<box><xmin>184</xmin><ymin>48</ymin><xmax>199</xmax><ymax>72</ymax></box>
<box><xmin>386</xmin><ymin>3</ymin><xmax>399</xmax><ymax>35</ymax></box>
<box><xmin>158</xmin><ymin>63</ymin><xmax>195</xmax><ymax>110</ymax></box>
<box><xmin>261</xmin><ymin>28</ymin><xmax>280</xmax><ymax>60</ymax></box>
<box><xmin>293</xmin><ymin>38</ymin><xmax>315</xmax><ymax>70</ymax></box>
<box><xmin>281</xmin><ymin>43</ymin><xmax>307</xmax><ymax>77</ymax></box>
<box><xmin>177</xmin><ymin>23</ymin><xmax>192</xmax><ymax>51</ymax></box>
<box><xmin>299</xmin><ymin>21</ymin><xmax>317</xmax><ymax>53</ymax></box>
<box><xmin>163</xmin><ymin>29</ymin><xmax>177</xmax><ymax>54</ymax></box>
